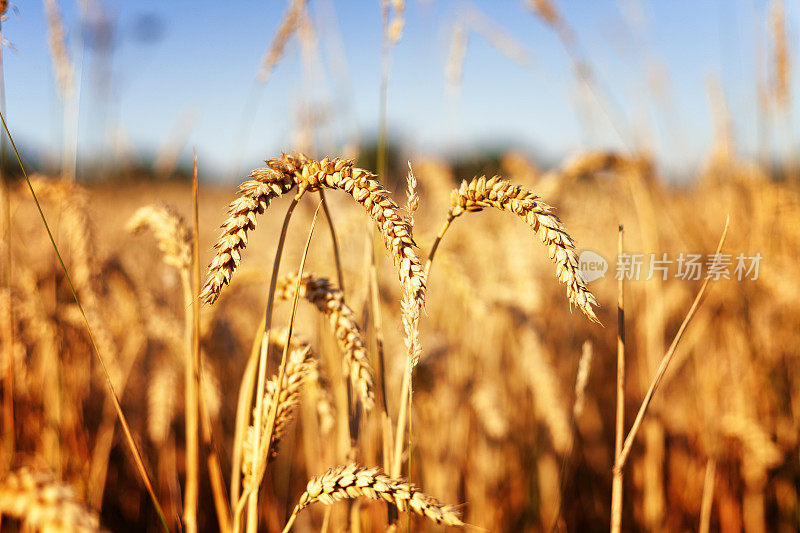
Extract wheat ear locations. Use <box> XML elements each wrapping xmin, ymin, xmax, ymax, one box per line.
<box><xmin>0</xmin><ymin>468</ymin><xmax>100</xmax><ymax>532</ymax></box>
<box><xmin>439</xmin><ymin>175</ymin><xmax>598</xmax><ymax>321</ymax></box>
<box><xmin>126</xmin><ymin>204</ymin><xmax>192</xmax><ymax>270</ymax></box>
<box><xmin>241</xmin><ymin>335</ymin><xmax>315</xmax><ymax>485</ymax></box>
<box><xmin>281</xmin><ymin>464</ymin><xmax>464</xmax><ymax>532</ymax></box>
<box><xmin>275</xmin><ymin>272</ymin><xmax>375</xmax><ymax>410</ymax></box>
<box><xmin>201</xmin><ymin>154</ymin><xmax>425</xmax><ymax>308</ymax></box>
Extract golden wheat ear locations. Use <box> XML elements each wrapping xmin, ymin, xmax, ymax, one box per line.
<box><xmin>241</xmin><ymin>333</ymin><xmax>315</xmax><ymax>484</ymax></box>
<box><xmin>126</xmin><ymin>204</ymin><xmax>192</xmax><ymax>270</ymax></box>
<box><xmin>281</xmin><ymin>464</ymin><xmax>465</xmax><ymax>532</ymax></box>
<box><xmin>201</xmin><ymin>154</ymin><xmax>425</xmax><ymax>309</ymax></box>
<box><xmin>275</xmin><ymin>272</ymin><xmax>376</xmax><ymax>411</ymax></box>
<box><xmin>0</xmin><ymin>468</ymin><xmax>101</xmax><ymax>532</ymax></box>
<box><xmin>448</xmin><ymin>175</ymin><xmax>599</xmax><ymax>322</ymax></box>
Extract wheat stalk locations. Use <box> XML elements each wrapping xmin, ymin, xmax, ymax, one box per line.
<box><xmin>281</xmin><ymin>464</ymin><xmax>464</xmax><ymax>532</ymax></box>
<box><xmin>432</xmin><ymin>175</ymin><xmax>598</xmax><ymax>321</ymax></box>
<box><xmin>201</xmin><ymin>154</ymin><xmax>425</xmax><ymax>308</ymax></box>
<box><xmin>0</xmin><ymin>468</ymin><xmax>100</xmax><ymax>532</ymax></box>
<box><xmin>573</xmin><ymin>340</ymin><xmax>593</xmax><ymax>419</ymax></box>
<box><xmin>275</xmin><ymin>272</ymin><xmax>375</xmax><ymax>410</ymax></box>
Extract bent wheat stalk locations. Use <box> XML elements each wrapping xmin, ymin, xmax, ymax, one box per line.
<box><xmin>280</xmin><ymin>464</ymin><xmax>464</xmax><ymax>533</ymax></box>
<box><xmin>201</xmin><ymin>154</ymin><xmax>425</xmax><ymax>308</ymax></box>
<box><xmin>275</xmin><ymin>272</ymin><xmax>375</xmax><ymax>410</ymax></box>
<box><xmin>614</xmin><ymin>215</ymin><xmax>730</xmax><ymax>474</ymax></box>
<box><xmin>427</xmin><ymin>174</ymin><xmax>598</xmax><ymax>322</ymax></box>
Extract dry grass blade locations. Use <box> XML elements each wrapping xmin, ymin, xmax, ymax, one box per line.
<box><xmin>202</xmin><ymin>154</ymin><xmax>425</xmax><ymax>309</ymax></box>
<box><xmin>281</xmin><ymin>464</ymin><xmax>464</xmax><ymax>533</ymax></box>
<box><xmin>0</xmin><ymin>111</ymin><xmax>169</xmax><ymax>532</ymax></box>
<box><xmin>0</xmin><ymin>468</ymin><xmax>100</xmax><ymax>532</ymax></box>
<box><xmin>615</xmin><ymin>215</ymin><xmax>730</xmax><ymax>473</ymax></box>
<box><xmin>275</xmin><ymin>272</ymin><xmax>375</xmax><ymax>410</ymax></box>
<box><xmin>436</xmin><ymin>175</ymin><xmax>598</xmax><ymax>321</ymax></box>
<box><xmin>698</xmin><ymin>458</ymin><xmax>717</xmax><ymax>533</ymax></box>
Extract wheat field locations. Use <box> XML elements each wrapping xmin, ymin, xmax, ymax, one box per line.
<box><xmin>2</xmin><ymin>1</ymin><xmax>800</xmax><ymax>532</ymax></box>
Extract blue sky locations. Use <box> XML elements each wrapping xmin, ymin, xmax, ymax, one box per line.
<box><xmin>3</xmin><ymin>0</ymin><xmax>797</xmax><ymax>180</ymax></box>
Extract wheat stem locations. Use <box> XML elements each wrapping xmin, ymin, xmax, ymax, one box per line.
<box><xmin>230</xmin><ymin>313</ymin><xmax>265</xmax><ymax>511</ymax></box>
<box><xmin>193</xmin><ymin>161</ymin><xmax>232</xmax><ymax>532</ymax></box>
<box><xmin>698</xmin><ymin>458</ymin><xmax>717</xmax><ymax>533</ymax></box>
<box><xmin>614</xmin><ymin>216</ymin><xmax>730</xmax><ymax>474</ymax></box>
<box><xmin>318</xmin><ymin>190</ymin><xmax>345</xmax><ymax>292</ymax></box>
<box><xmin>183</xmin><ymin>155</ymin><xmax>200</xmax><ymax>533</ymax></box>
<box><xmin>244</xmin><ymin>200</ymin><xmax>321</xmax><ymax>533</ymax></box>
<box><xmin>610</xmin><ymin>226</ymin><xmax>625</xmax><ymax>533</ymax></box>
<box><xmin>243</xmin><ymin>195</ymin><xmax>302</xmax><ymax>533</ymax></box>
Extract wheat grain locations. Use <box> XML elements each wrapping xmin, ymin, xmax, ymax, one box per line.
<box><xmin>0</xmin><ymin>468</ymin><xmax>100</xmax><ymax>532</ymax></box>
<box><xmin>202</xmin><ymin>154</ymin><xmax>425</xmax><ymax>308</ymax></box>
<box><xmin>283</xmin><ymin>464</ymin><xmax>464</xmax><ymax>531</ymax></box>
<box><xmin>523</xmin><ymin>331</ymin><xmax>572</xmax><ymax>454</ymax></box>
<box><xmin>449</xmin><ymin>175</ymin><xmax>598</xmax><ymax>321</ymax></box>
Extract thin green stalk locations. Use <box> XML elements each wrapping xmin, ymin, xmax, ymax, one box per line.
<box><xmin>0</xmin><ymin>111</ymin><xmax>169</xmax><ymax>531</ymax></box>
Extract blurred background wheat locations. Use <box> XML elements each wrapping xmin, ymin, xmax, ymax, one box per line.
<box><xmin>0</xmin><ymin>1</ymin><xmax>799</xmax><ymax>532</ymax></box>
